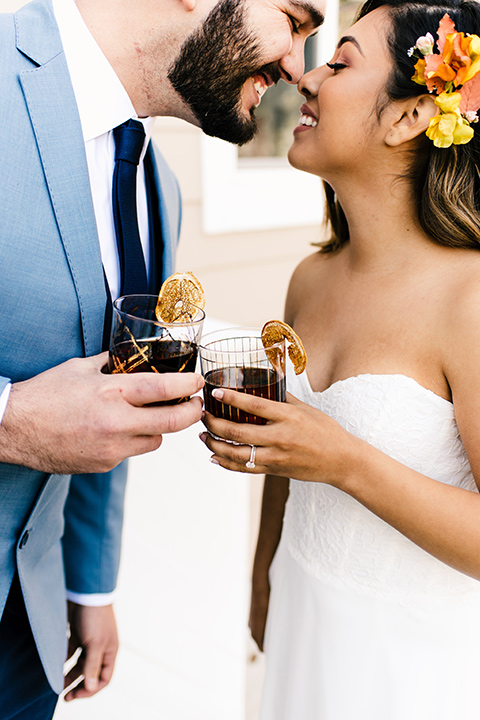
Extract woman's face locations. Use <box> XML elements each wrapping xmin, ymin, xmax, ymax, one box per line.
<box><xmin>288</xmin><ymin>7</ymin><xmax>395</xmax><ymax>180</ymax></box>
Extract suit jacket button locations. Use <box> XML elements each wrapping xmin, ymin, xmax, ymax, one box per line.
<box><xmin>19</xmin><ymin>531</ymin><xmax>29</xmax><ymax>549</ymax></box>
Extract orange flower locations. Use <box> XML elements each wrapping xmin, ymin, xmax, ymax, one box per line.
<box><xmin>424</xmin><ymin>51</ymin><xmax>455</xmax><ymax>93</ymax></box>
<box><xmin>442</xmin><ymin>31</ymin><xmax>480</xmax><ymax>86</ymax></box>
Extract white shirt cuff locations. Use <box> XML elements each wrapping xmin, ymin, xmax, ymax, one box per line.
<box><xmin>66</xmin><ymin>589</ymin><xmax>116</xmax><ymax>606</ymax></box>
<box><xmin>0</xmin><ymin>384</ymin><xmax>12</xmax><ymax>425</ymax></box>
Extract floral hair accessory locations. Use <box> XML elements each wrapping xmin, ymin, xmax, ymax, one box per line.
<box><xmin>408</xmin><ymin>14</ymin><xmax>480</xmax><ymax>148</ymax></box>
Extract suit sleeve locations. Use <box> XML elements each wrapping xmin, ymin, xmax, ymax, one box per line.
<box><xmin>0</xmin><ymin>377</ymin><xmax>11</xmax><ymax>394</ymax></box>
<box><xmin>62</xmin><ymin>463</ymin><xmax>128</xmax><ymax>594</ymax></box>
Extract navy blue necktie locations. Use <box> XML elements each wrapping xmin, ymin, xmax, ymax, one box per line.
<box><xmin>112</xmin><ymin>119</ymin><xmax>148</xmax><ymax>295</ymax></box>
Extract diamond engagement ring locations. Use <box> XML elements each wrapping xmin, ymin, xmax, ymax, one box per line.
<box><xmin>246</xmin><ymin>445</ymin><xmax>256</xmax><ymax>469</ymax></box>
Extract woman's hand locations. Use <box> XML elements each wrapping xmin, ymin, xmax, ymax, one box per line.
<box><xmin>200</xmin><ymin>387</ymin><xmax>360</xmax><ymax>485</ymax></box>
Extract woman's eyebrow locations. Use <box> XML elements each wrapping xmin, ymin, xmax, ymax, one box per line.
<box><xmin>337</xmin><ymin>35</ymin><xmax>365</xmax><ymax>56</ymax></box>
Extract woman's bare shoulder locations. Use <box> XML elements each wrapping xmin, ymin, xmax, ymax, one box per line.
<box><xmin>285</xmin><ymin>250</ymin><xmax>334</xmax><ymax>324</ymax></box>
<box><xmin>437</xmin><ymin>250</ymin><xmax>480</xmax><ymax>377</ymax></box>
<box><xmin>440</xmin><ymin>251</ymin><xmax>480</xmax><ymax>325</ymax></box>
<box><xmin>285</xmin><ymin>250</ymin><xmax>330</xmax><ymax>324</ymax></box>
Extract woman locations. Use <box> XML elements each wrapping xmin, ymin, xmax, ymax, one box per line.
<box><xmin>201</xmin><ymin>1</ymin><xmax>480</xmax><ymax>717</ymax></box>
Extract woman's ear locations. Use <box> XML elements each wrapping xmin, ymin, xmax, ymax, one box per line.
<box><xmin>384</xmin><ymin>94</ymin><xmax>438</xmax><ymax>147</ymax></box>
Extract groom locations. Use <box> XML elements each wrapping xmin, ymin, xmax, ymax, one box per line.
<box><xmin>0</xmin><ymin>0</ymin><xmax>325</xmax><ymax>716</ymax></box>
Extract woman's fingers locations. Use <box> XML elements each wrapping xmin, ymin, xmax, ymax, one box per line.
<box><xmin>203</xmin><ymin>389</ymin><xmax>303</xmax><ymax>444</ymax></box>
<box><xmin>203</xmin><ymin>412</ymin><xmax>266</xmax><ymax>446</ymax></box>
<box><xmin>199</xmin><ymin>431</ymin><xmax>266</xmax><ymax>474</ymax></box>
<box><xmin>200</xmin><ymin>389</ymin><xmax>314</xmax><ymax>474</ymax></box>
<box><xmin>209</xmin><ymin>387</ymin><xmax>285</xmax><ymax>419</ymax></box>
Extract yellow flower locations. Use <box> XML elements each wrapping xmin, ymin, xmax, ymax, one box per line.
<box><xmin>426</xmin><ymin>112</ymin><xmax>474</xmax><ymax>147</ymax></box>
<box><xmin>462</xmin><ymin>34</ymin><xmax>480</xmax><ymax>84</ymax></box>
<box><xmin>469</xmin><ymin>34</ymin><xmax>480</xmax><ymax>57</ymax></box>
<box><xmin>435</xmin><ymin>90</ymin><xmax>462</xmax><ymax>113</ymax></box>
<box><xmin>453</xmin><ymin>119</ymin><xmax>475</xmax><ymax>144</ymax></box>
<box><xmin>426</xmin><ymin>113</ymin><xmax>456</xmax><ymax>147</ymax></box>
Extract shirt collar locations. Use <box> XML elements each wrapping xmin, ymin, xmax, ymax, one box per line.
<box><xmin>52</xmin><ymin>0</ymin><xmax>154</xmax><ymax>143</ymax></box>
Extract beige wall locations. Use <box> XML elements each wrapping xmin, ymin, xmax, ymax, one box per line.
<box><xmin>153</xmin><ymin>118</ymin><xmax>325</xmax><ymax>328</ymax></box>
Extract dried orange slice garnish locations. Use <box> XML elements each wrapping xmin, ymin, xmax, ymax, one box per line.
<box><xmin>261</xmin><ymin>320</ymin><xmax>307</xmax><ymax>375</ymax></box>
<box><xmin>155</xmin><ymin>271</ymin><xmax>205</xmax><ymax>323</ymax></box>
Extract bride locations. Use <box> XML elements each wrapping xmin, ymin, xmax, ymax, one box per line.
<box><xmin>201</xmin><ymin>0</ymin><xmax>480</xmax><ymax>717</ymax></box>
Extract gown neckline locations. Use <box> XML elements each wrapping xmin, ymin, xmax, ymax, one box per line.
<box><xmin>301</xmin><ymin>371</ymin><xmax>453</xmax><ymax>407</ymax></box>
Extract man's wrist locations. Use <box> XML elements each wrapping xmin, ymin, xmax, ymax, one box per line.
<box><xmin>0</xmin><ymin>383</ymin><xmax>12</xmax><ymax>425</ymax></box>
<box><xmin>66</xmin><ymin>589</ymin><xmax>116</xmax><ymax>606</ymax></box>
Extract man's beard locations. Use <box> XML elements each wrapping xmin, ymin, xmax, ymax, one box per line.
<box><xmin>168</xmin><ymin>0</ymin><xmax>280</xmax><ymax>146</ymax></box>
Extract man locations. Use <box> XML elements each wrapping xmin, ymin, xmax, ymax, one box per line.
<box><xmin>0</xmin><ymin>0</ymin><xmax>325</xmax><ymax>716</ymax></box>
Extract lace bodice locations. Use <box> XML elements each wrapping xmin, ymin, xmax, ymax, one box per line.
<box><xmin>283</xmin><ymin>372</ymin><xmax>480</xmax><ymax>607</ymax></box>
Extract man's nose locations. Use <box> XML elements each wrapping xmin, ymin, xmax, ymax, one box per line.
<box><xmin>278</xmin><ymin>43</ymin><xmax>306</xmax><ymax>84</ymax></box>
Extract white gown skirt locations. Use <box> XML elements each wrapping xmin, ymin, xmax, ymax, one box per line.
<box><xmin>259</xmin><ymin>538</ymin><xmax>480</xmax><ymax>720</ymax></box>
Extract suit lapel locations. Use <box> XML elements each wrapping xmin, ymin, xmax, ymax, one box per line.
<box><xmin>16</xmin><ymin>0</ymin><xmax>107</xmax><ymax>357</ymax></box>
<box><xmin>148</xmin><ymin>144</ymin><xmax>181</xmax><ymax>282</ymax></box>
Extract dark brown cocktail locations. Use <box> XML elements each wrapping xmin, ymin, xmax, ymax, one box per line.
<box><xmin>199</xmin><ymin>328</ymin><xmax>286</xmax><ymax>424</ymax></box>
<box><xmin>204</xmin><ymin>366</ymin><xmax>286</xmax><ymax>424</ymax></box>
<box><xmin>108</xmin><ymin>294</ymin><xmax>204</xmax><ymax>405</ymax></box>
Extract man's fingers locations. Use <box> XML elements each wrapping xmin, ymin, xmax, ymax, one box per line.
<box><xmin>91</xmin><ymin>351</ymin><xmax>110</xmax><ymax>370</ymax></box>
<box><xmin>128</xmin><ymin>395</ymin><xmax>204</xmax><ymax>437</ymax></box>
<box><xmin>156</xmin><ymin>395</ymin><xmax>204</xmax><ymax>433</ymax></box>
<box><xmin>98</xmin><ymin>644</ymin><xmax>117</xmax><ymax>686</ymax></box>
<box><xmin>63</xmin><ymin>661</ymin><xmax>83</xmax><ymax>692</ymax></box>
<box><xmin>65</xmin><ymin>642</ymin><xmax>103</xmax><ymax>699</ymax></box>
<box><xmin>119</xmin><ymin>371</ymin><xmax>204</xmax><ymax>406</ymax></box>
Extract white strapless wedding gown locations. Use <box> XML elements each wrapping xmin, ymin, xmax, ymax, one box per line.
<box><xmin>259</xmin><ymin>373</ymin><xmax>480</xmax><ymax>720</ymax></box>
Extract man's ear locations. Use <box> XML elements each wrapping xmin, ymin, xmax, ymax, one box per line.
<box><xmin>384</xmin><ymin>94</ymin><xmax>438</xmax><ymax>147</ymax></box>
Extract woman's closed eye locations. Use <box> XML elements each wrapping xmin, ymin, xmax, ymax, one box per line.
<box><xmin>326</xmin><ymin>62</ymin><xmax>347</xmax><ymax>72</ymax></box>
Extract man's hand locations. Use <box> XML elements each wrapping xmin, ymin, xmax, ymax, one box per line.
<box><xmin>64</xmin><ymin>603</ymin><xmax>118</xmax><ymax>701</ymax></box>
<box><xmin>0</xmin><ymin>352</ymin><xmax>204</xmax><ymax>474</ymax></box>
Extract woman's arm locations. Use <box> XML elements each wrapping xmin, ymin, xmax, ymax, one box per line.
<box><xmin>249</xmin><ymin>474</ymin><xmax>289</xmax><ymax>651</ymax></box>
<box><xmin>202</xmin><ymin>385</ymin><xmax>480</xmax><ymax>581</ymax></box>
<box><xmin>202</xmin><ymin>253</ymin><xmax>480</xmax><ymax>582</ymax></box>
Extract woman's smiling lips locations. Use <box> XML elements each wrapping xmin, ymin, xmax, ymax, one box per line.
<box><xmin>294</xmin><ymin>103</ymin><xmax>318</xmax><ymax>133</ymax></box>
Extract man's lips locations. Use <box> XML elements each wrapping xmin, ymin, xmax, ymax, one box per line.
<box><xmin>253</xmin><ymin>74</ymin><xmax>269</xmax><ymax>102</ymax></box>
<box><xmin>245</xmin><ymin>64</ymin><xmax>280</xmax><ymax>110</ymax></box>
<box><xmin>251</xmin><ymin>70</ymin><xmax>277</xmax><ymax>107</ymax></box>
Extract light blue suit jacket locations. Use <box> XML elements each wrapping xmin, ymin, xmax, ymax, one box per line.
<box><xmin>0</xmin><ymin>0</ymin><xmax>181</xmax><ymax>693</ymax></box>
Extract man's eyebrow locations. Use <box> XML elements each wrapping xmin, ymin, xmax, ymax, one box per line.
<box><xmin>288</xmin><ymin>1</ymin><xmax>325</xmax><ymax>29</ymax></box>
<box><xmin>337</xmin><ymin>35</ymin><xmax>364</xmax><ymax>56</ymax></box>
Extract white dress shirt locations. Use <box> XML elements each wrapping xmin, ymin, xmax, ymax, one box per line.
<box><xmin>53</xmin><ymin>0</ymin><xmax>154</xmax><ymax>301</ymax></box>
<box><xmin>2</xmin><ymin>0</ymin><xmax>156</xmax><ymax>605</ymax></box>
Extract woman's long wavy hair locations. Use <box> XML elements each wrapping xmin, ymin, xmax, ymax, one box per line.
<box><xmin>321</xmin><ymin>0</ymin><xmax>480</xmax><ymax>253</ymax></box>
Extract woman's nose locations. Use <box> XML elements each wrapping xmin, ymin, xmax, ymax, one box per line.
<box><xmin>297</xmin><ymin>65</ymin><xmax>324</xmax><ymax>97</ymax></box>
